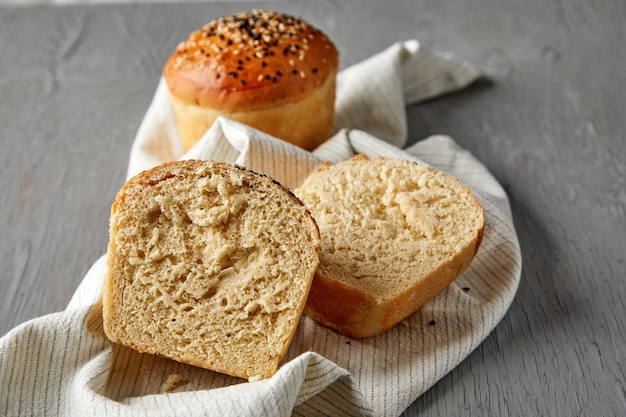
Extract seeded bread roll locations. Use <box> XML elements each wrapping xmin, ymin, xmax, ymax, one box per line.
<box><xmin>102</xmin><ymin>160</ymin><xmax>321</xmax><ymax>380</ymax></box>
<box><xmin>164</xmin><ymin>10</ymin><xmax>339</xmax><ymax>152</ymax></box>
<box><xmin>294</xmin><ymin>155</ymin><xmax>485</xmax><ymax>338</ymax></box>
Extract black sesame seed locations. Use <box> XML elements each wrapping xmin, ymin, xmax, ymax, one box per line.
<box><xmin>237</xmin><ymin>59</ymin><xmax>243</xmax><ymax>65</ymax></box>
<box><xmin>261</xmin><ymin>61</ymin><xmax>267</xmax><ymax>67</ymax></box>
<box><xmin>240</xmin><ymin>80</ymin><xmax>247</xmax><ymax>85</ymax></box>
<box><xmin>276</xmin><ymin>70</ymin><xmax>282</xmax><ymax>76</ymax></box>
<box><xmin>292</xmin><ymin>69</ymin><xmax>298</xmax><ymax>75</ymax></box>
<box><xmin>237</xmin><ymin>66</ymin><xmax>244</xmax><ymax>71</ymax></box>
<box><xmin>312</xmin><ymin>67</ymin><xmax>319</xmax><ymax>74</ymax></box>
<box><xmin>462</xmin><ymin>287</ymin><xmax>470</xmax><ymax>292</ymax></box>
<box><xmin>228</xmin><ymin>71</ymin><xmax>238</xmax><ymax>78</ymax></box>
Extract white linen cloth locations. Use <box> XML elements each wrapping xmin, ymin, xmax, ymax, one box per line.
<box><xmin>0</xmin><ymin>40</ymin><xmax>521</xmax><ymax>417</ymax></box>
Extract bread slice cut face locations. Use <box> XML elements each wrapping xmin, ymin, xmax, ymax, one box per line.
<box><xmin>102</xmin><ymin>160</ymin><xmax>320</xmax><ymax>380</ymax></box>
<box><xmin>294</xmin><ymin>155</ymin><xmax>484</xmax><ymax>338</ymax></box>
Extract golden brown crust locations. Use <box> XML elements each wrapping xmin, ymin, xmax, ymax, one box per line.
<box><xmin>164</xmin><ymin>10</ymin><xmax>339</xmax><ymax>111</ymax></box>
<box><xmin>304</xmin><ymin>270</ymin><xmax>381</xmax><ymax>339</ymax></box>
<box><xmin>304</xmin><ymin>234</ymin><xmax>482</xmax><ymax>338</ymax></box>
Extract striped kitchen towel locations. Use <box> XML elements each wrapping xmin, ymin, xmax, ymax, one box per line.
<box><xmin>0</xmin><ymin>40</ymin><xmax>521</xmax><ymax>417</ymax></box>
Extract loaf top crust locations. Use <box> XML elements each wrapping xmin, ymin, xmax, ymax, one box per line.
<box><xmin>163</xmin><ymin>10</ymin><xmax>339</xmax><ymax>110</ymax></box>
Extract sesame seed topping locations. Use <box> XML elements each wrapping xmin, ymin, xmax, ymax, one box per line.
<box><xmin>169</xmin><ymin>9</ymin><xmax>337</xmax><ymax>87</ymax></box>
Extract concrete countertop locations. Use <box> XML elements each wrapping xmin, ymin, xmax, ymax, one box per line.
<box><xmin>1</xmin><ymin>1</ymin><xmax>624</xmax><ymax>415</ymax></box>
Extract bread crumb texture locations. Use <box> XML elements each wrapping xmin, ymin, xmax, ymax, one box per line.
<box><xmin>295</xmin><ymin>156</ymin><xmax>484</xmax><ymax>337</ymax></box>
<box><xmin>103</xmin><ymin>160</ymin><xmax>320</xmax><ymax>380</ymax></box>
<box><xmin>161</xmin><ymin>374</ymin><xmax>187</xmax><ymax>393</ymax></box>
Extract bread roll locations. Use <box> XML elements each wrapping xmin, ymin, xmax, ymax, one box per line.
<box><xmin>294</xmin><ymin>155</ymin><xmax>485</xmax><ymax>338</ymax></box>
<box><xmin>164</xmin><ymin>10</ymin><xmax>339</xmax><ymax>152</ymax></box>
<box><xmin>102</xmin><ymin>160</ymin><xmax>321</xmax><ymax>380</ymax></box>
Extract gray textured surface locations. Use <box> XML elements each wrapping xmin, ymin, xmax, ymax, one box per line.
<box><xmin>1</xmin><ymin>1</ymin><xmax>624</xmax><ymax>416</ymax></box>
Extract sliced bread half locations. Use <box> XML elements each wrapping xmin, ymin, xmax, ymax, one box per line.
<box><xmin>294</xmin><ymin>155</ymin><xmax>484</xmax><ymax>338</ymax></box>
<box><xmin>102</xmin><ymin>160</ymin><xmax>320</xmax><ymax>380</ymax></box>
